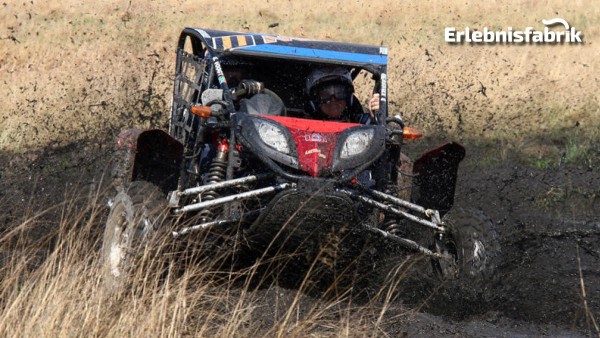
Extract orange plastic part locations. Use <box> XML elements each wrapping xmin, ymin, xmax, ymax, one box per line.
<box><xmin>403</xmin><ymin>127</ymin><xmax>423</xmax><ymax>140</ymax></box>
<box><xmin>191</xmin><ymin>105</ymin><xmax>212</xmax><ymax>118</ymax></box>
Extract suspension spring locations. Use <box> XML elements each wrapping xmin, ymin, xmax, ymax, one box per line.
<box><xmin>198</xmin><ymin>138</ymin><xmax>229</xmax><ymax>220</ymax></box>
<box><xmin>384</xmin><ymin>218</ymin><xmax>403</xmax><ymax>235</ymax></box>
<box><xmin>204</xmin><ymin>159</ymin><xmax>227</xmax><ymax>200</ymax></box>
<box><xmin>382</xmin><ymin>187</ymin><xmax>402</xmax><ymax>235</ymax></box>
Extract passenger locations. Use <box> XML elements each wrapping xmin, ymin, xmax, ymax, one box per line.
<box><xmin>305</xmin><ymin>66</ymin><xmax>380</xmax><ymax>123</ymax></box>
<box><xmin>222</xmin><ymin>63</ymin><xmax>250</xmax><ymax>88</ymax></box>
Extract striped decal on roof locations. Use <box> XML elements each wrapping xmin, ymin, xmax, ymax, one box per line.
<box><xmin>212</xmin><ymin>35</ymin><xmax>258</xmax><ymax>50</ymax></box>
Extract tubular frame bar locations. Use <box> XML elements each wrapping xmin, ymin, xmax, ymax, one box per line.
<box><xmin>172</xmin><ymin>209</ymin><xmax>263</xmax><ymax>237</ymax></box>
<box><xmin>178</xmin><ymin>174</ymin><xmax>270</xmax><ymax>196</ymax></box>
<box><xmin>175</xmin><ymin>183</ymin><xmax>292</xmax><ymax>214</ymax></box>
<box><xmin>338</xmin><ymin>188</ymin><xmax>446</xmax><ymax>232</ymax></box>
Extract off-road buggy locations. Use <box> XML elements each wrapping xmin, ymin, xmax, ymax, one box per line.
<box><xmin>102</xmin><ymin>28</ymin><xmax>498</xmax><ymax>292</ymax></box>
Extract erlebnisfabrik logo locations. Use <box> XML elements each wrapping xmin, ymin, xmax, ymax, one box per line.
<box><xmin>445</xmin><ymin>18</ymin><xmax>583</xmax><ymax>44</ymax></box>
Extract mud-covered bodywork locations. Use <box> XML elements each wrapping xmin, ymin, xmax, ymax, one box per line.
<box><xmin>111</xmin><ymin>129</ymin><xmax>183</xmax><ymax>193</ymax></box>
<box><xmin>412</xmin><ymin>142</ymin><xmax>465</xmax><ymax>217</ymax></box>
<box><xmin>104</xmin><ymin>27</ymin><xmax>482</xmax><ymax>290</ymax></box>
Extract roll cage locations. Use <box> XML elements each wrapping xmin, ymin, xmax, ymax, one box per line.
<box><xmin>170</xmin><ymin>28</ymin><xmax>390</xmax><ymax>145</ymax></box>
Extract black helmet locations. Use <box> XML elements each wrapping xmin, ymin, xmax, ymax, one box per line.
<box><xmin>306</xmin><ymin>66</ymin><xmax>354</xmax><ymax>95</ymax></box>
<box><xmin>306</xmin><ymin>66</ymin><xmax>354</xmax><ymax>114</ymax></box>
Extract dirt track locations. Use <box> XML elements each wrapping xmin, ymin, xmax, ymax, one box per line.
<box><xmin>434</xmin><ymin>150</ymin><xmax>598</xmax><ymax>336</ymax></box>
<box><xmin>1</xmin><ymin>137</ymin><xmax>598</xmax><ymax>337</ymax></box>
<box><xmin>454</xmin><ymin>152</ymin><xmax>599</xmax><ymax>326</ymax></box>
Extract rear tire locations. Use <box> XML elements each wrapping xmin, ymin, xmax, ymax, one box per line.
<box><xmin>101</xmin><ymin>181</ymin><xmax>168</xmax><ymax>294</ymax></box>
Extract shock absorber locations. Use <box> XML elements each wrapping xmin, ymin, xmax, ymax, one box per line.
<box><xmin>198</xmin><ymin>138</ymin><xmax>229</xmax><ymax>220</ymax></box>
<box><xmin>383</xmin><ymin>217</ymin><xmax>403</xmax><ymax>235</ymax></box>
<box><xmin>382</xmin><ymin>185</ymin><xmax>403</xmax><ymax>235</ymax></box>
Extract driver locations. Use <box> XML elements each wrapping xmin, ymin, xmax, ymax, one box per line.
<box><xmin>305</xmin><ymin>66</ymin><xmax>380</xmax><ymax>123</ymax></box>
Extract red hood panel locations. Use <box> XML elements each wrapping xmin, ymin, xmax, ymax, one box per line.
<box><xmin>262</xmin><ymin>115</ymin><xmax>360</xmax><ymax>132</ymax></box>
<box><xmin>260</xmin><ymin>115</ymin><xmax>360</xmax><ymax>176</ymax></box>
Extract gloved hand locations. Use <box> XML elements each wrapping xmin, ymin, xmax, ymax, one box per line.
<box><xmin>369</xmin><ymin>92</ymin><xmax>380</xmax><ymax>116</ymax></box>
<box><xmin>238</xmin><ymin>79</ymin><xmax>263</xmax><ymax>95</ymax></box>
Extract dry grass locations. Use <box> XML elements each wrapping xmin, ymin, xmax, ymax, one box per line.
<box><xmin>0</xmin><ymin>185</ymin><xmax>417</xmax><ymax>337</ymax></box>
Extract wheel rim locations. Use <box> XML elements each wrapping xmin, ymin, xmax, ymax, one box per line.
<box><xmin>107</xmin><ymin>205</ymin><xmax>129</xmax><ymax>279</ymax></box>
<box><xmin>470</xmin><ymin>235</ymin><xmax>486</xmax><ymax>273</ymax></box>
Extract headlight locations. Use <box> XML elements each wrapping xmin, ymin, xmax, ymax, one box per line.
<box><xmin>252</xmin><ymin>119</ymin><xmax>291</xmax><ymax>154</ymax></box>
<box><xmin>340</xmin><ymin>129</ymin><xmax>374</xmax><ymax>159</ymax></box>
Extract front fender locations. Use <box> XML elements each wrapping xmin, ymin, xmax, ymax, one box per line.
<box><xmin>111</xmin><ymin>128</ymin><xmax>183</xmax><ymax>193</ymax></box>
<box><xmin>411</xmin><ymin>142</ymin><xmax>465</xmax><ymax>217</ymax></box>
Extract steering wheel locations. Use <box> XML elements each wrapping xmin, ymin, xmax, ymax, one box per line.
<box><xmin>232</xmin><ymin>80</ymin><xmax>286</xmax><ymax>116</ymax></box>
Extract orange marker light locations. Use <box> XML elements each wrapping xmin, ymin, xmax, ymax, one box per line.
<box><xmin>191</xmin><ymin>105</ymin><xmax>212</xmax><ymax>118</ymax></box>
<box><xmin>402</xmin><ymin>127</ymin><xmax>423</xmax><ymax>140</ymax></box>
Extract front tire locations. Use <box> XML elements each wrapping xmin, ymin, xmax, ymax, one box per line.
<box><xmin>101</xmin><ymin>181</ymin><xmax>168</xmax><ymax>293</ymax></box>
<box><xmin>434</xmin><ymin>207</ymin><xmax>500</xmax><ymax>280</ymax></box>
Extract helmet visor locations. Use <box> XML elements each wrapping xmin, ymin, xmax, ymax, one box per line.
<box><xmin>317</xmin><ymin>83</ymin><xmax>351</xmax><ymax>105</ymax></box>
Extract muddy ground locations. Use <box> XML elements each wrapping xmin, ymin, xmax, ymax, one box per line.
<box><xmin>1</xmin><ymin>1</ymin><xmax>598</xmax><ymax>335</ymax></box>
<box><xmin>451</xmin><ymin>148</ymin><xmax>599</xmax><ymax>326</ymax></box>
<box><xmin>1</xmin><ymin>134</ymin><xmax>598</xmax><ymax>337</ymax></box>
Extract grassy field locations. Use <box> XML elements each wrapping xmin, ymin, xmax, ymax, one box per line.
<box><xmin>0</xmin><ymin>0</ymin><xmax>599</xmax><ymax>336</ymax></box>
<box><xmin>1</xmin><ymin>0</ymin><xmax>598</xmax><ymax>163</ymax></box>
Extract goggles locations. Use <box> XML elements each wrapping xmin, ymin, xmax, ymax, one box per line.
<box><xmin>316</xmin><ymin>84</ymin><xmax>351</xmax><ymax>105</ymax></box>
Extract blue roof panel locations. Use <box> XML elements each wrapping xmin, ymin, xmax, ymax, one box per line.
<box><xmin>185</xmin><ymin>28</ymin><xmax>388</xmax><ymax>67</ymax></box>
<box><xmin>234</xmin><ymin>44</ymin><xmax>387</xmax><ymax>65</ymax></box>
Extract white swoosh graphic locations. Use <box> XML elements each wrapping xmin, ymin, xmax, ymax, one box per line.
<box><xmin>542</xmin><ymin>18</ymin><xmax>570</xmax><ymax>30</ymax></box>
